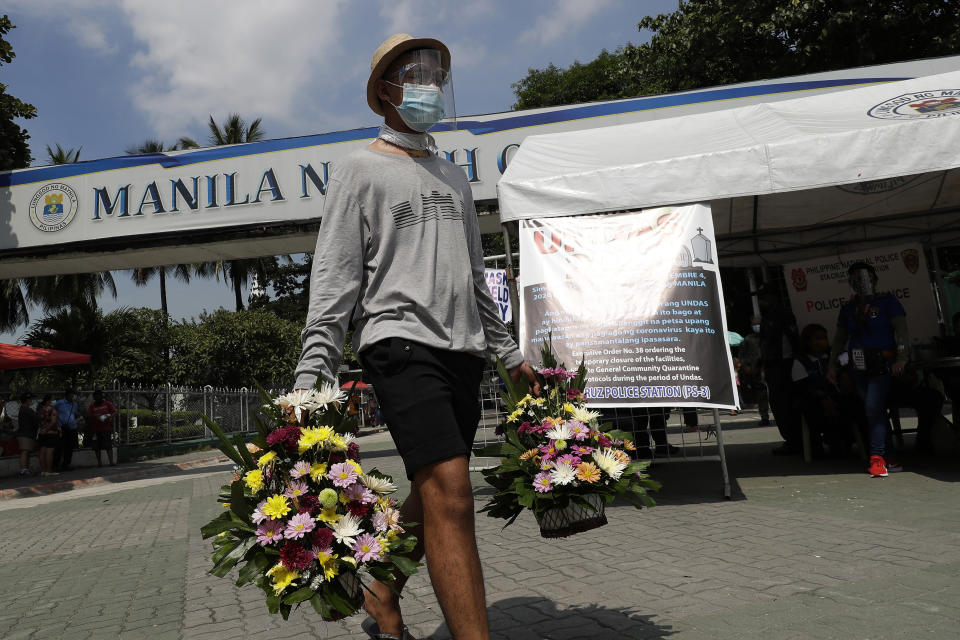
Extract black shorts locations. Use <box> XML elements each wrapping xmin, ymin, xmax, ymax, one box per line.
<box><xmin>90</xmin><ymin>431</ymin><xmax>112</xmax><ymax>451</ymax></box>
<box><xmin>38</xmin><ymin>433</ymin><xmax>59</xmax><ymax>449</ymax></box>
<box><xmin>359</xmin><ymin>338</ymin><xmax>485</xmax><ymax>480</ymax></box>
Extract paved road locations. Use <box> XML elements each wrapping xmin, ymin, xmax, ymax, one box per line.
<box><xmin>1</xmin><ymin>416</ymin><xmax>958</xmax><ymax>640</ymax></box>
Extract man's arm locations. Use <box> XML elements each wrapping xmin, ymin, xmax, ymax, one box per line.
<box><xmin>294</xmin><ymin>178</ymin><xmax>365</xmax><ymax>390</ymax></box>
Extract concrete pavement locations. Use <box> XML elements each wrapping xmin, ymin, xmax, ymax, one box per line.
<box><xmin>1</xmin><ymin>414</ymin><xmax>958</xmax><ymax>639</ymax></box>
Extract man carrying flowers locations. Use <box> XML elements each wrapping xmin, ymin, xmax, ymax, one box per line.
<box><xmin>294</xmin><ymin>33</ymin><xmax>537</xmax><ymax>640</ymax></box>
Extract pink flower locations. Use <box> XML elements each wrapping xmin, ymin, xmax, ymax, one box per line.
<box><xmin>255</xmin><ymin>519</ymin><xmax>285</xmax><ymax>545</ymax></box>
<box><xmin>517</xmin><ymin>421</ymin><xmax>533</xmax><ymax>435</ymax></box>
<box><xmin>251</xmin><ymin>500</ymin><xmax>269</xmax><ymax>524</ymax></box>
<box><xmin>557</xmin><ymin>454</ymin><xmax>581</xmax><ymax>467</ymax></box>
<box><xmin>284</xmin><ymin>480</ymin><xmax>308</xmax><ymax>499</ymax></box>
<box><xmin>372</xmin><ymin>507</ymin><xmax>403</xmax><ymax>533</ymax></box>
<box><xmin>290</xmin><ymin>461</ymin><xmax>311</xmax><ymax>479</ymax></box>
<box><xmin>533</xmin><ymin>471</ymin><xmax>553</xmax><ymax>493</ymax></box>
<box><xmin>568</xmin><ymin>421</ymin><xmax>590</xmax><ymax>441</ymax></box>
<box><xmin>343</xmin><ymin>482</ymin><xmax>376</xmax><ymax>505</ymax></box>
<box><xmin>566</xmin><ymin>388</ymin><xmax>583</xmax><ymax>400</ymax></box>
<box><xmin>327</xmin><ymin>462</ymin><xmax>358</xmax><ymax>488</ymax></box>
<box><xmin>352</xmin><ymin>533</ymin><xmax>383</xmax><ymax>562</ymax></box>
<box><xmin>284</xmin><ymin>511</ymin><xmax>316</xmax><ymax>540</ymax></box>
<box><xmin>538</xmin><ymin>442</ymin><xmax>557</xmax><ymax>459</ymax></box>
<box><xmin>571</xmin><ymin>445</ymin><xmax>594</xmax><ymax>456</ymax></box>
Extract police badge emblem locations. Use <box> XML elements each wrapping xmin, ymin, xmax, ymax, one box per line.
<box><xmin>900</xmin><ymin>249</ymin><xmax>920</xmax><ymax>275</ymax></box>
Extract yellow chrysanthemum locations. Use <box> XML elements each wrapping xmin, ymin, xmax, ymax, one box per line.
<box><xmin>347</xmin><ymin>459</ymin><xmax>363</xmax><ymax>475</ymax></box>
<box><xmin>261</xmin><ymin>494</ymin><xmax>291</xmax><ymax>519</ymax></box>
<box><xmin>516</xmin><ymin>394</ymin><xmax>533</xmax><ymax>407</ymax></box>
<box><xmin>562</xmin><ymin>402</ymin><xmax>576</xmax><ymax>415</ymax></box>
<box><xmin>506</xmin><ymin>408</ymin><xmax>523</xmax><ymax>423</ymax></box>
<box><xmin>377</xmin><ymin>535</ymin><xmax>391</xmax><ymax>553</ymax></box>
<box><xmin>257</xmin><ymin>451</ymin><xmax>277</xmax><ymax>468</ymax></box>
<box><xmin>317</xmin><ymin>552</ymin><xmax>340</xmax><ymax>581</ymax></box>
<box><xmin>314</xmin><ymin>426</ymin><xmax>335</xmax><ymax>442</ymax></box>
<box><xmin>243</xmin><ymin>469</ymin><xmax>265</xmax><ymax>492</ymax></box>
<box><xmin>221</xmin><ymin>502</ymin><xmax>231</xmax><ymax>509</ymax></box>
<box><xmin>376</xmin><ymin>495</ymin><xmax>392</xmax><ymax>510</ymax></box>
<box><xmin>576</xmin><ymin>462</ymin><xmax>601</xmax><ymax>483</ymax></box>
<box><xmin>316</xmin><ymin>506</ymin><xmax>342</xmax><ymax>524</ymax></box>
<box><xmin>309</xmin><ymin>462</ymin><xmax>328</xmax><ymax>482</ymax></box>
<box><xmin>329</xmin><ymin>435</ymin><xmax>348</xmax><ymax>451</ymax></box>
<box><xmin>266</xmin><ymin>564</ymin><xmax>299</xmax><ymax>595</ymax></box>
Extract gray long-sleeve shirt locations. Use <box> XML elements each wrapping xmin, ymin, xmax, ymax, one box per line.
<box><xmin>293</xmin><ymin>146</ymin><xmax>523</xmax><ymax>389</ymax></box>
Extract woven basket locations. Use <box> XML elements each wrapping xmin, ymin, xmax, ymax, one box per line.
<box><xmin>536</xmin><ymin>494</ymin><xmax>607</xmax><ymax>538</ymax></box>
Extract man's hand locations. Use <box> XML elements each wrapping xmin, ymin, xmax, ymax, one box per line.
<box><xmin>509</xmin><ymin>361</ymin><xmax>541</xmax><ymax>396</ymax></box>
<box><xmin>826</xmin><ymin>368</ymin><xmax>838</xmax><ymax>386</ymax></box>
<box><xmin>892</xmin><ymin>361</ymin><xmax>907</xmax><ymax>376</ymax></box>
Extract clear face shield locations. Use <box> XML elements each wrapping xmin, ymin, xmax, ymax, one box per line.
<box><xmin>849</xmin><ymin>268</ymin><xmax>876</xmax><ymax>296</ymax></box>
<box><xmin>384</xmin><ymin>48</ymin><xmax>456</xmax><ymax>132</ymax></box>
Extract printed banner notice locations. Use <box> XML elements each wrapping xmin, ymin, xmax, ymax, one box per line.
<box><xmin>484</xmin><ymin>268</ymin><xmax>512</xmax><ymax>323</ymax></box>
<box><xmin>518</xmin><ymin>204</ymin><xmax>738</xmax><ymax>408</ymax></box>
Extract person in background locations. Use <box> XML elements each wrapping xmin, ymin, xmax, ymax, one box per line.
<box><xmin>36</xmin><ymin>394</ymin><xmax>60</xmax><ymax>477</ymax></box>
<box><xmin>758</xmin><ymin>284</ymin><xmax>800</xmax><ymax>453</ymax></box>
<box><xmin>53</xmin><ymin>388</ymin><xmax>80</xmax><ymax>471</ymax></box>
<box><xmin>827</xmin><ymin>262</ymin><xmax>909</xmax><ymax>477</ymax></box>
<box><xmin>16</xmin><ymin>392</ymin><xmax>38</xmax><ymax>476</ymax></box>
<box><xmin>739</xmin><ymin>316</ymin><xmax>770</xmax><ymax>425</ymax></box>
<box><xmin>86</xmin><ymin>390</ymin><xmax>117</xmax><ymax>467</ymax></box>
<box><xmin>2</xmin><ymin>391</ymin><xmax>19</xmax><ymax>434</ymax></box>
<box><xmin>791</xmin><ymin>324</ymin><xmax>853</xmax><ymax>457</ymax></box>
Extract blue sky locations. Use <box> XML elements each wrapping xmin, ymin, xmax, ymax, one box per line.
<box><xmin>2</xmin><ymin>0</ymin><xmax>676</xmax><ymax>342</ymax></box>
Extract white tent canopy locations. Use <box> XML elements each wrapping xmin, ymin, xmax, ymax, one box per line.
<box><xmin>498</xmin><ymin>70</ymin><xmax>960</xmax><ymax>265</ymax></box>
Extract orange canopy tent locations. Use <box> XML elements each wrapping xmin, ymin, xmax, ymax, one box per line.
<box><xmin>0</xmin><ymin>343</ymin><xmax>91</xmax><ymax>370</ymax></box>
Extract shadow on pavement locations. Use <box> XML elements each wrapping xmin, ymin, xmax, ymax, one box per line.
<box><xmin>423</xmin><ymin>597</ymin><xmax>672</xmax><ymax>639</ymax></box>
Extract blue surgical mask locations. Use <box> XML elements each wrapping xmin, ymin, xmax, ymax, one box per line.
<box><xmin>389</xmin><ymin>83</ymin><xmax>445</xmax><ymax>132</ymax></box>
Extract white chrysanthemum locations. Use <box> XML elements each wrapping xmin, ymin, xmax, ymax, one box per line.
<box><xmin>544</xmin><ymin>422</ymin><xmax>574</xmax><ymax>441</ymax></box>
<box><xmin>592</xmin><ymin>448</ymin><xmax>627</xmax><ymax>480</ymax></box>
<box><xmin>314</xmin><ymin>382</ymin><xmax>347</xmax><ymax>407</ymax></box>
<box><xmin>330</xmin><ymin>514</ymin><xmax>364</xmax><ymax>548</ymax></box>
<box><xmin>274</xmin><ymin>389</ymin><xmax>321</xmax><ymax>422</ymax></box>
<box><xmin>549</xmin><ymin>461</ymin><xmax>577</xmax><ymax>486</ymax></box>
<box><xmin>570</xmin><ymin>406</ymin><xmax>601</xmax><ymax>426</ymax></box>
<box><xmin>360</xmin><ymin>473</ymin><xmax>397</xmax><ymax>494</ymax></box>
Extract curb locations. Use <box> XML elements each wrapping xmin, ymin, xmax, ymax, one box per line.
<box><xmin>0</xmin><ymin>454</ymin><xmax>232</xmax><ymax>501</ymax></box>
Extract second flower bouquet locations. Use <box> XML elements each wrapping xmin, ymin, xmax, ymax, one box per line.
<box><xmin>479</xmin><ymin>340</ymin><xmax>660</xmax><ymax>537</ymax></box>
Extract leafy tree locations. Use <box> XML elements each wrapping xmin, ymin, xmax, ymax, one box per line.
<box><xmin>169</xmin><ymin>309</ymin><xmax>303</xmax><ymax>388</ymax></box>
<box><xmin>512</xmin><ymin>1</ymin><xmax>960</xmax><ymax>108</ymax></box>
<box><xmin>130</xmin><ymin>264</ymin><xmax>193</xmax><ymax>319</ymax></box>
<box><xmin>511</xmin><ymin>47</ymin><xmax>642</xmax><ymax>110</ymax></box>
<box><xmin>0</xmin><ymin>279</ymin><xmax>28</xmax><ymax>332</ymax></box>
<box><xmin>22</xmin><ymin>271</ymin><xmax>117</xmax><ymax>312</ymax></box>
<box><xmin>0</xmin><ymin>15</ymin><xmax>36</xmax><ymax>170</ymax></box>
<box><xmin>46</xmin><ymin>143</ymin><xmax>80</xmax><ymax>164</ymax></box>
<box><xmin>93</xmin><ymin>308</ymin><xmax>171</xmax><ymax>387</ymax></box>
<box><xmin>125</xmin><ymin>137</ymin><xmax>199</xmax><ymax>155</ymax></box>
<box><xmin>207</xmin><ymin>113</ymin><xmax>264</xmax><ymax>146</ymax></box>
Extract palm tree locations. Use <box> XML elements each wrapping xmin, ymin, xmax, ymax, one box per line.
<box><xmin>45</xmin><ymin>143</ymin><xmax>81</xmax><ymax>164</ymax></box>
<box><xmin>125</xmin><ymin>137</ymin><xmax>199</xmax><ymax>155</ymax></box>
<box><xmin>207</xmin><ymin>113</ymin><xmax>264</xmax><ymax>146</ymax></box>
<box><xmin>202</xmin><ymin>113</ymin><xmax>275</xmax><ymax>310</ymax></box>
<box><xmin>0</xmin><ymin>279</ymin><xmax>28</xmax><ymax>332</ymax></box>
<box><xmin>22</xmin><ymin>272</ymin><xmax>117</xmax><ymax>312</ymax></box>
<box><xmin>130</xmin><ymin>264</ymin><xmax>193</xmax><ymax>318</ymax></box>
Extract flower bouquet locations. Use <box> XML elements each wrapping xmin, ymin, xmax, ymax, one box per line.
<box><xmin>200</xmin><ymin>383</ymin><xmax>419</xmax><ymax>621</ymax></box>
<box><xmin>479</xmin><ymin>339</ymin><xmax>660</xmax><ymax>537</ymax></box>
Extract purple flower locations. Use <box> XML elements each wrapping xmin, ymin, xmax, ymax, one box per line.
<box><xmin>328</xmin><ymin>462</ymin><xmax>358</xmax><ymax>488</ymax></box>
<box><xmin>284</xmin><ymin>480</ymin><xmax>308</xmax><ymax>499</ymax></box>
<box><xmin>568</xmin><ymin>421</ymin><xmax>590</xmax><ymax>441</ymax></box>
<box><xmin>284</xmin><ymin>512</ymin><xmax>316</xmax><ymax>540</ymax></box>
<box><xmin>571</xmin><ymin>445</ymin><xmax>594</xmax><ymax>456</ymax></box>
<box><xmin>557</xmin><ymin>454</ymin><xmax>581</xmax><ymax>467</ymax></box>
<box><xmin>533</xmin><ymin>471</ymin><xmax>553</xmax><ymax>493</ymax></box>
<box><xmin>352</xmin><ymin>533</ymin><xmax>383</xmax><ymax>562</ymax></box>
<box><xmin>255</xmin><ymin>519</ymin><xmax>285</xmax><ymax>545</ymax></box>
<box><xmin>290</xmin><ymin>461</ymin><xmax>311</xmax><ymax>479</ymax></box>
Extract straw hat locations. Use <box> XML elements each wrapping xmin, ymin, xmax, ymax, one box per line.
<box><xmin>366</xmin><ymin>33</ymin><xmax>450</xmax><ymax>116</ymax></box>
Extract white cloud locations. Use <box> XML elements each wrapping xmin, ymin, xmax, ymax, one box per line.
<box><xmin>377</xmin><ymin>0</ymin><xmax>450</xmax><ymax>39</ymax></box>
<box><xmin>518</xmin><ymin>0</ymin><xmax>616</xmax><ymax>47</ymax></box>
<box><xmin>67</xmin><ymin>18</ymin><xmax>117</xmax><ymax>55</ymax></box>
<box><xmin>118</xmin><ymin>0</ymin><xmax>348</xmax><ymax>139</ymax></box>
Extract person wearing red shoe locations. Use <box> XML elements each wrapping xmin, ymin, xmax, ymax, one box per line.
<box><xmin>826</xmin><ymin>262</ymin><xmax>909</xmax><ymax>477</ymax></box>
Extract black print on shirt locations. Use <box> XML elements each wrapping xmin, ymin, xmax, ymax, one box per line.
<box><xmin>389</xmin><ymin>190</ymin><xmax>464</xmax><ymax>229</ymax></box>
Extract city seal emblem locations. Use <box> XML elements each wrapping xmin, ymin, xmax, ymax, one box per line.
<box><xmin>868</xmin><ymin>89</ymin><xmax>960</xmax><ymax>120</ymax></box>
<box><xmin>29</xmin><ymin>182</ymin><xmax>79</xmax><ymax>232</ymax></box>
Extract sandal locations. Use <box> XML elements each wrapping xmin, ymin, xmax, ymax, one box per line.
<box><xmin>361</xmin><ymin>616</ymin><xmax>413</xmax><ymax>640</ymax></box>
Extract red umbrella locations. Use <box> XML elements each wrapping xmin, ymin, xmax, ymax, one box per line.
<box><xmin>0</xmin><ymin>343</ymin><xmax>91</xmax><ymax>370</ymax></box>
<box><xmin>339</xmin><ymin>381</ymin><xmax>369</xmax><ymax>390</ymax></box>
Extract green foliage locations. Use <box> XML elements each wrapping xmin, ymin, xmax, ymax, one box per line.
<box><xmin>46</xmin><ymin>143</ymin><xmax>81</xmax><ymax>164</ymax></box>
<box><xmin>512</xmin><ymin>1</ymin><xmax>960</xmax><ymax>109</ymax></box>
<box><xmin>0</xmin><ymin>15</ymin><xmax>36</xmax><ymax>170</ymax></box>
<box><xmin>95</xmin><ymin>308</ymin><xmax>171</xmax><ymax>386</ymax></box>
<box><xmin>169</xmin><ymin>309</ymin><xmax>302</xmax><ymax>388</ymax></box>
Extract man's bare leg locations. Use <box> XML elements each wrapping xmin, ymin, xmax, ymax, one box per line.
<box><xmin>363</xmin><ymin>482</ymin><xmax>424</xmax><ymax>637</ymax></box>
<box><xmin>363</xmin><ymin>456</ymin><xmax>489</xmax><ymax>639</ymax></box>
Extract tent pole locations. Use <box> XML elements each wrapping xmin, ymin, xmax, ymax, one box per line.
<box><xmin>501</xmin><ymin>222</ymin><xmax>521</xmax><ymax>339</ymax></box>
